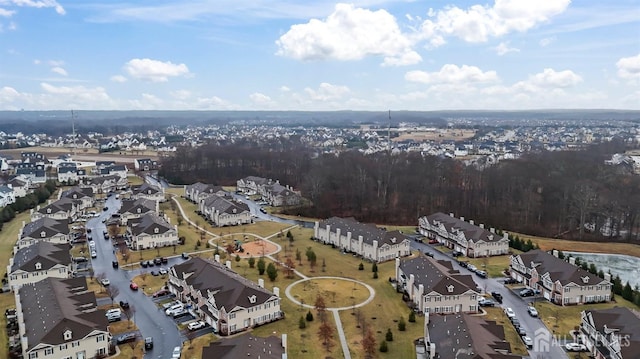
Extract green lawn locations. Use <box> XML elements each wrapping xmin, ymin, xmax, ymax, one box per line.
<box><xmin>463</xmin><ymin>251</ymin><xmax>522</xmax><ymax>278</ymax></box>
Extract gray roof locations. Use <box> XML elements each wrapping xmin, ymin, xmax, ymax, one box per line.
<box><xmin>0</xmin><ymin>185</ymin><xmax>13</xmax><ymax>194</ymax></box>
<box><xmin>88</xmin><ymin>174</ymin><xmax>120</xmax><ymax>185</ymax></box>
<box><xmin>119</xmin><ymin>198</ymin><xmax>156</xmax><ymax>216</ymax></box>
<box><xmin>424</xmin><ymin>212</ymin><xmax>505</xmax><ymax>243</ymax></box>
<box><xmin>61</xmin><ymin>186</ymin><xmax>93</xmax><ymax>199</ymax></box>
<box><xmin>428</xmin><ymin>313</ymin><xmax>521</xmax><ymax>359</ymax></box>
<box><xmin>265</xmin><ymin>183</ymin><xmax>297</xmax><ymax>197</ymax></box>
<box><xmin>201</xmin><ymin>334</ymin><xmax>283</xmax><ymax>359</ymax></box>
<box><xmin>318</xmin><ymin>217</ymin><xmax>410</xmax><ymax>246</ymax></box>
<box><xmin>201</xmin><ymin>194</ymin><xmax>249</xmax><ymax>215</ymax></box>
<box><xmin>241</xmin><ymin>176</ymin><xmax>270</xmax><ymax>185</ymax></box>
<box><xmin>517</xmin><ymin>249</ymin><xmax>606</xmax><ymax>286</ymax></box>
<box><xmin>586</xmin><ymin>307</ymin><xmax>640</xmax><ymax>359</ymax></box>
<box><xmin>11</xmin><ymin>242</ymin><xmax>71</xmax><ymax>272</ymax></box>
<box><xmin>186</xmin><ymin>182</ymin><xmax>224</xmax><ymax>195</ymax></box>
<box><xmin>400</xmin><ymin>255</ymin><xmax>478</xmax><ymax>295</ymax></box>
<box><xmin>172</xmin><ymin>257</ymin><xmax>276</xmax><ymax>311</ymax></box>
<box><xmin>132</xmin><ymin>183</ymin><xmax>160</xmax><ymax>195</ymax></box>
<box><xmin>22</xmin><ymin>217</ymin><xmax>70</xmax><ymax>238</ymax></box>
<box><xmin>19</xmin><ymin>277</ymin><xmax>108</xmax><ymax>350</ymax></box>
<box><xmin>129</xmin><ymin>213</ymin><xmax>173</xmax><ymax>235</ymax></box>
<box><xmin>37</xmin><ymin>197</ymin><xmax>77</xmax><ymax>214</ymax></box>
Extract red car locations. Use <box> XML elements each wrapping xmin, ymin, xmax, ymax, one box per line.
<box><xmin>152</xmin><ymin>289</ymin><xmax>170</xmax><ymax>298</ymax></box>
<box><xmin>129</xmin><ymin>282</ymin><xmax>139</xmax><ymax>291</ymax></box>
<box><xmin>428</xmin><ymin>239</ymin><xmax>438</xmax><ymax>244</ymax></box>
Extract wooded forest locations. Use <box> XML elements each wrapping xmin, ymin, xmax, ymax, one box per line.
<box><xmin>159</xmin><ymin>138</ymin><xmax>640</xmax><ymax>242</ymax></box>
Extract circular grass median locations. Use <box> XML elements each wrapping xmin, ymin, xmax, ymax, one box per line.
<box><xmin>288</xmin><ymin>277</ymin><xmax>372</xmax><ymax>309</ymax></box>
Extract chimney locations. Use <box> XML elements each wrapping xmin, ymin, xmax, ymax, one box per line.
<box><xmin>225</xmin><ymin>260</ymin><xmax>231</xmax><ymax>269</ymax></box>
<box><xmin>460</xmin><ymin>216</ymin><xmax>464</xmax><ymax>222</ymax></box>
<box><xmin>214</xmin><ymin>254</ymin><xmax>220</xmax><ymax>263</ymax></box>
<box><xmin>604</xmin><ymin>273</ymin><xmax>611</xmax><ymax>282</ymax></box>
<box><xmin>449</xmin><ymin>213</ymin><xmax>454</xmax><ymax>217</ymax></box>
<box><xmin>490</xmin><ymin>227</ymin><xmax>495</xmax><ymax>233</ymax></box>
<box><xmin>569</xmin><ymin>257</ymin><xmax>576</xmax><ymax>265</ymax></box>
<box><xmin>552</xmin><ymin>250</ymin><xmax>559</xmax><ymax>257</ymax></box>
<box><xmin>273</xmin><ymin>287</ymin><xmax>280</xmax><ymax>297</ymax></box>
<box><xmin>479</xmin><ymin>223</ymin><xmax>484</xmax><ymax>229</ymax></box>
<box><xmin>469</xmin><ymin>219</ymin><xmax>474</xmax><ymax>225</ymax></box>
<box><xmin>258</xmin><ymin>278</ymin><xmax>264</xmax><ymax>288</ymax></box>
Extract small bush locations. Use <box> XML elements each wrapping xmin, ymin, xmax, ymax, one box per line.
<box><xmin>379</xmin><ymin>341</ymin><xmax>388</xmax><ymax>352</ymax></box>
<box><xmin>299</xmin><ymin>316</ymin><xmax>306</xmax><ymax>329</ymax></box>
<box><xmin>398</xmin><ymin>316</ymin><xmax>406</xmax><ymax>331</ymax></box>
<box><xmin>358</xmin><ymin>263</ymin><xmax>364</xmax><ymax>271</ymax></box>
<box><xmin>385</xmin><ymin>328</ymin><xmax>393</xmax><ymax>342</ymax></box>
<box><xmin>306</xmin><ymin>310</ymin><xmax>314</xmax><ymax>322</ymax></box>
<box><xmin>409</xmin><ymin>311</ymin><xmax>416</xmax><ymax>323</ymax></box>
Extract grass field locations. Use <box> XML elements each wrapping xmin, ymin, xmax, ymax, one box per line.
<box><xmin>131</xmin><ymin>272</ymin><xmax>168</xmax><ymax>295</ymax></box>
<box><xmin>513</xmin><ymin>232</ymin><xmax>640</xmax><ymax>258</ymax></box>
<box><xmin>464</xmin><ymin>251</ymin><xmax>523</xmax><ymax>278</ymax></box>
<box><xmin>288</xmin><ymin>278</ymin><xmax>371</xmax><ymax>308</ymax></box>
<box><xmin>483</xmin><ymin>307</ymin><xmax>528</xmax><ymax>355</ymax></box>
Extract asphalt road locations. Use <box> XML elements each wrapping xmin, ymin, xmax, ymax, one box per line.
<box><xmin>411</xmin><ymin>241</ymin><xmax>570</xmax><ymax>359</ymax></box>
<box><xmin>87</xmin><ymin>195</ymin><xmax>184</xmax><ymax>359</ymax></box>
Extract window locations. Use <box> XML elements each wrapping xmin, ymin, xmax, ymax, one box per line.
<box><xmin>45</xmin><ymin>348</ymin><xmax>54</xmax><ymax>355</ymax></box>
<box><xmin>29</xmin><ymin>352</ymin><xmax>38</xmax><ymax>359</ymax></box>
<box><xmin>59</xmin><ymin>344</ymin><xmax>67</xmax><ymax>351</ymax></box>
<box><xmin>71</xmin><ymin>341</ymin><xmax>80</xmax><ymax>347</ymax></box>
<box><xmin>96</xmin><ymin>334</ymin><xmax>105</xmax><ymax>342</ymax></box>
<box><xmin>229</xmin><ymin>312</ymin><xmax>236</xmax><ymax>319</ymax></box>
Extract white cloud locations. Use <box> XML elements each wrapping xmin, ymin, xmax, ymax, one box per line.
<box><xmin>420</xmin><ymin>0</ymin><xmax>570</xmax><ymax>43</ymax></box>
<box><xmin>493</xmin><ymin>41</ymin><xmax>519</xmax><ymax>56</ymax></box>
<box><xmin>249</xmin><ymin>92</ymin><xmax>274</xmax><ymax>106</ymax></box>
<box><xmin>279</xmin><ymin>86</ymin><xmax>291</xmax><ymax>92</ymax></box>
<box><xmin>110</xmin><ymin>75</ymin><xmax>128</xmax><ymax>83</ymax></box>
<box><xmin>170</xmin><ymin>89</ymin><xmax>191</xmax><ymax>100</ymax></box>
<box><xmin>193</xmin><ymin>96</ymin><xmax>237</xmax><ymax>110</ymax></box>
<box><xmin>616</xmin><ymin>54</ymin><xmax>640</xmax><ymax>80</ymax></box>
<box><xmin>50</xmin><ymin>66</ymin><xmax>67</xmax><ymax>76</ymax></box>
<box><xmin>0</xmin><ymin>8</ymin><xmax>16</xmax><ymax>17</ymax></box>
<box><xmin>276</xmin><ymin>3</ymin><xmax>419</xmax><ymax>66</ymax></box>
<box><xmin>304</xmin><ymin>82</ymin><xmax>350</xmax><ymax>101</ymax></box>
<box><xmin>405</xmin><ymin>64</ymin><xmax>499</xmax><ymax>84</ymax></box>
<box><xmin>123</xmin><ymin>58</ymin><xmax>190</xmax><ymax>82</ymax></box>
<box><xmin>3</xmin><ymin>0</ymin><xmax>65</xmax><ymax>15</ymax></box>
<box><xmin>539</xmin><ymin>36</ymin><xmax>556</xmax><ymax>47</ymax></box>
<box><xmin>529</xmin><ymin>68</ymin><xmax>582</xmax><ymax>87</ymax></box>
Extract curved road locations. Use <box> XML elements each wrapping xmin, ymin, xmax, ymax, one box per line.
<box><xmin>87</xmin><ymin>195</ymin><xmax>183</xmax><ymax>359</ymax></box>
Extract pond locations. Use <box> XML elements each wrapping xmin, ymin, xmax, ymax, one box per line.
<box><xmin>565</xmin><ymin>252</ymin><xmax>640</xmax><ymax>288</ymax></box>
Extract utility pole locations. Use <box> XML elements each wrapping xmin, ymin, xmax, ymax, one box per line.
<box><xmin>71</xmin><ymin>110</ymin><xmax>77</xmax><ymax>157</ymax></box>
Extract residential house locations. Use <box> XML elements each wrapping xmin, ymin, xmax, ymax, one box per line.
<box><xmin>118</xmin><ymin>198</ymin><xmax>157</xmax><ymax>224</ymax></box>
<box><xmin>0</xmin><ymin>184</ymin><xmax>16</xmax><ymax>207</ymax></box>
<box><xmin>16</xmin><ymin>218</ymin><xmax>70</xmax><ymax>251</ymax></box>
<box><xmin>31</xmin><ymin>197</ymin><xmax>79</xmax><ymax>222</ymax></box>
<box><xmin>134</xmin><ymin>158</ymin><xmax>159</xmax><ymax>171</ymax></box>
<box><xmin>419</xmin><ymin>212</ymin><xmax>510</xmax><ymax>258</ymax></box>
<box><xmin>168</xmin><ymin>257</ymin><xmax>283</xmax><ymax>336</ymax></box>
<box><xmin>94</xmin><ymin>160</ymin><xmax>115</xmax><ymax>171</ymax></box>
<box><xmin>236</xmin><ymin>176</ymin><xmax>271</xmax><ymax>195</ymax></box>
<box><xmin>8</xmin><ymin>176</ymin><xmax>31</xmax><ymax>197</ymax></box>
<box><xmin>127</xmin><ymin>213</ymin><xmax>178</xmax><ymax>250</ymax></box>
<box><xmin>57</xmin><ymin>162</ymin><xmax>79</xmax><ymax>184</ymax></box>
<box><xmin>7</xmin><ymin>242</ymin><xmax>72</xmax><ymax>290</ymax></box>
<box><xmin>20</xmin><ymin>152</ymin><xmax>48</xmax><ymax>165</ymax></box>
<box><xmin>184</xmin><ymin>182</ymin><xmax>225</xmax><ymax>203</ymax></box>
<box><xmin>396</xmin><ymin>255</ymin><xmax>479</xmax><ymax>314</ymax></box>
<box><xmin>262</xmin><ymin>182</ymin><xmax>301</xmax><ymax>207</ymax></box>
<box><xmin>131</xmin><ymin>183</ymin><xmax>165</xmax><ymax>202</ymax></box>
<box><xmin>509</xmin><ymin>249</ymin><xmax>612</xmax><ymax>305</ymax></box>
<box><xmin>15</xmin><ymin>277</ymin><xmax>111</xmax><ymax>359</ymax></box>
<box><xmin>314</xmin><ymin>217</ymin><xmax>411</xmax><ymax>262</ymax></box>
<box><xmin>201</xmin><ymin>334</ymin><xmax>286</xmax><ymax>359</ymax></box>
<box><xmin>199</xmin><ymin>194</ymin><xmax>251</xmax><ymax>227</ymax></box>
<box><xmin>579</xmin><ymin>307</ymin><xmax>640</xmax><ymax>359</ymax></box>
<box><xmin>16</xmin><ymin>165</ymin><xmax>47</xmax><ymax>184</ymax></box>
<box><xmin>60</xmin><ymin>186</ymin><xmax>95</xmax><ymax>211</ymax></box>
<box><xmin>97</xmin><ymin>164</ymin><xmax>127</xmax><ymax>179</ymax></box>
<box><xmin>424</xmin><ymin>313</ymin><xmax>524</xmax><ymax>359</ymax></box>
<box><xmin>85</xmin><ymin>174</ymin><xmax>127</xmax><ymax>194</ymax></box>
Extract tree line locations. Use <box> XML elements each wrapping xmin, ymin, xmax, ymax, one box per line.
<box><xmin>159</xmin><ymin>138</ymin><xmax>640</xmax><ymax>242</ymax></box>
<box><xmin>0</xmin><ymin>181</ymin><xmax>57</xmax><ymax>231</ymax></box>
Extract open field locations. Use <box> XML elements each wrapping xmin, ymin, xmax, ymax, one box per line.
<box><xmin>513</xmin><ymin>232</ymin><xmax>640</xmax><ymax>258</ymax></box>
<box><xmin>0</xmin><ymin>146</ymin><xmax>159</xmax><ymax>163</ymax></box>
<box><xmin>288</xmin><ymin>278</ymin><xmax>371</xmax><ymax>308</ymax></box>
<box><xmin>464</xmin><ymin>251</ymin><xmax>523</xmax><ymax>278</ymax></box>
<box><xmin>391</xmin><ymin>129</ymin><xmax>476</xmax><ymax>143</ymax></box>
<box><xmin>131</xmin><ymin>273</ymin><xmax>169</xmax><ymax>296</ymax></box>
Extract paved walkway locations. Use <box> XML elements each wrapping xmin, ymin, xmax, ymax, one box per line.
<box><xmin>171</xmin><ymin>196</ymin><xmax>374</xmax><ymax>358</ymax></box>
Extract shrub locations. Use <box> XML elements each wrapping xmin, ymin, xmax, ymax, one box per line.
<box><xmin>306</xmin><ymin>310</ymin><xmax>314</xmax><ymax>322</ymax></box>
<box><xmin>379</xmin><ymin>341</ymin><xmax>388</xmax><ymax>352</ymax></box>
<box><xmin>409</xmin><ymin>311</ymin><xmax>416</xmax><ymax>323</ymax></box>
<box><xmin>299</xmin><ymin>316</ymin><xmax>306</xmax><ymax>329</ymax></box>
<box><xmin>398</xmin><ymin>316</ymin><xmax>406</xmax><ymax>331</ymax></box>
<box><xmin>358</xmin><ymin>263</ymin><xmax>364</xmax><ymax>271</ymax></box>
<box><xmin>385</xmin><ymin>328</ymin><xmax>393</xmax><ymax>342</ymax></box>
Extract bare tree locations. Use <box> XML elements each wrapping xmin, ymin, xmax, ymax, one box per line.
<box><xmin>361</xmin><ymin>328</ymin><xmax>377</xmax><ymax>359</ymax></box>
<box><xmin>315</xmin><ymin>294</ymin><xmax>327</xmax><ymax>322</ymax></box>
<box><xmin>317</xmin><ymin>320</ymin><xmax>334</xmax><ymax>353</ymax></box>
<box><xmin>106</xmin><ymin>286</ymin><xmax>119</xmax><ymax>306</ymax></box>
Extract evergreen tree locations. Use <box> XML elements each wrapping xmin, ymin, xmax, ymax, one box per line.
<box><xmin>267</xmin><ymin>262</ymin><xmax>278</xmax><ymax>281</ymax></box>
<box><xmin>372</xmin><ymin>262</ymin><xmax>378</xmax><ymax>273</ymax></box>
<box><xmin>398</xmin><ymin>316</ymin><xmax>406</xmax><ymax>331</ymax></box>
<box><xmin>257</xmin><ymin>257</ymin><xmax>266</xmax><ymax>275</ymax></box>
<box><xmin>385</xmin><ymin>328</ymin><xmax>393</xmax><ymax>342</ymax></box>
<box><xmin>379</xmin><ymin>341</ymin><xmax>388</xmax><ymax>352</ymax></box>
<box><xmin>248</xmin><ymin>256</ymin><xmax>256</xmax><ymax>268</ymax></box>
<box><xmin>306</xmin><ymin>310</ymin><xmax>314</xmax><ymax>322</ymax></box>
<box><xmin>408</xmin><ymin>310</ymin><xmax>416</xmax><ymax>323</ymax></box>
<box><xmin>299</xmin><ymin>316</ymin><xmax>306</xmax><ymax>329</ymax></box>
<box><xmin>358</xmin><ymin>262</ymin><xmax>364</xmax><ymax>270</ymax></box>
<box><xmin>622</xmin><ymin>282</ymin><xmax>633</xmax><ymax>301</ymax></box>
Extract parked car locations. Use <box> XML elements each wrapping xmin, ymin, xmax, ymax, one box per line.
<box><xmin>116</xmin><ymin>333</ymin><xmax>136</xmax><ymax>344</ymax></box>
<box><xmin>172</xmin><ymin>308</ymin><xmax>189</xmax><ymax>318</ymax></box>
<box><xmin>159</xmin><ymin>268</ymin><xmax>168</xmax><ymax>275</ymax></box>
<box><xmin>527</xmin><ymin>306</ymin><xmax>538</xmax><ymax>317</ymax></box>
<box><xmin>522</xmin><ymin>336</ymin><xmax>533</xmax><ymax>348</ymax></box>
<box><xmin>100</xmin><ymin>278</ymin><xmax>110</xmax><ymax>286</ymax></box>
<box><xmin>490</xmin><ymin>291</ymin><xmax>503</xmax><ymax>303</ymax></box>
<box><xmin>73</xmin><ymin>257</ymin><xmax>88</xmax><ymax>263</ymax></box>
<box><xmin>187</xmin><ymin>321</ymin><xmax>206</xmax><ymax>331</ymax></box>
<box><xmin>457</xmin><ymin>261</ymin><xmax>468</xmax><ymax>268</ymax></box>
<box><xmin>520</xmin><ymin>288</ymin><xmax>535</xmax><ymax>297</ymax></box>
<box><xmin>140</xmin><ymin>261</ymin><xmax>148</xmax><ymax>268</ymax></box>
<box><xmin>181</xmin><ymin>252</ymin><xmax>189</xmax><ymax>259</ymax></box>
<box><xmin>467</xmin><ymin>264</ymin><xmax>477</xmax><ymax>272</ymax></box>
<box><xmin>424</xmin><ymin>251</ymin><xmax>434</xmax><ymax>258</ymax></box>
<box><xmin>153</xmin><ymin>258</ymin><xmax>163</xmax><ymax>265</ymax></box>
<box><xmin>151</xmin><ymin>270</ymin><xmax>159</xmax><ymax>276</ymax></box>
<box><xmin>504</xmin><ymin>307</ymin><xmax>516</xmax><ymax>319</ymax></box>
<box><xmin>475</xmin><ymin>270</ymin><xmax>488</xmax><ymax>278</ymax></box>
<box><xmin>119</xmin><ymin>301</ymin><xmax>130</xmax><ymax>309</ymax></box>
<box><xmin>565</xmin><ymin>343</ymin><xmax>587</xmax><ymax>352</ymax></box>
<box><xmin>165</xmin><ymin>303</ymin><xmax>184</xmax><ymax>316</ymax></box>
<box><xmin>112</xmin><ymin>260</ymin><xmax>119</xmax><ymax>268</ymax></box>
<box><xmin>516</xmin><ymin>326</ymin><xmax>527</xmax><ymax>336</ymax></box>
<box><xmin>91</xmin><ymin>251</ymin><xmax>97</xmax><ymax>258</ymax></box>
<box><xmin>478</xmin><ymin>298</ymin><xmax>495</xmax><ymax>307</ymax></box>
<box><xmin>144</xmin><ymin>337</ymin><xmax>153</xmax><ymax>350</ymax></box>
<box><xmin>503</xmin><ymin>277</ymin><xmax>518</xmax><ymax>285</ymax></box>
<box><xmin>129</xmin><ymin>282</ymin><xmax>139</xmax><ymax>291</ymax></box>
<box><xmin>428</xmin><ymin>239</ymin><xmax>438</xmax><ymax>244</ymax></box>
<box><xmin>152</xmin><ymin>288</ymin><xmax>170</xmax><ymax>298</ymax></box>
<box><xmin>171</xmin><ymin>346</ymin><xmax>182</xmax><ymax>359</ymax></box>
<box><xmin>451</xmin><ymin>250</ymin><xmax>463</xmax><ymax>257</ymax></box>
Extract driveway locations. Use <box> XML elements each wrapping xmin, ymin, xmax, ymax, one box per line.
<box><xmin>87</xmin><ymin>195</ymin><xmax>184</xmax><ymax>359</ymax></box>
<box><xmin>410</xmin><ymin>241</ymin><xmax>569</xmax><ymax>359</ymax></box>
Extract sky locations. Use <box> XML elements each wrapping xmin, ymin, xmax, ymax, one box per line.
<box><xmin>0</xmin><ymin>0</ymin><xmax>639</xmax><ymax>111</ymax></box>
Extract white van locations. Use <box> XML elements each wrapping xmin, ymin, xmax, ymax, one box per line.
<box><xmin>165</xmin><ymin>303</ymin><xmax>184</xmax><ymax>316</ymax></box>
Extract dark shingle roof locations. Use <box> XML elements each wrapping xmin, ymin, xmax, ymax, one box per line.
<box><xmin>201</xmin><ymin>194</ymin><xmax>249</xmax><ymax>215</ymax></box>
<box><xmin>19</xmin><ymin>277</ymin><xmax>108</xmax><ymax>350</ymax></box>
<box><xmin>399</xmin><ymin>255</ymin><xmax>478</xmax><ymax>295</ymax></box>
<box><xmin>201</xmin><ymin>334</ymin><xmax>283</xmax><ymax>359</ymax></box>
<box><xmin>131</xmin><ymin>183</ymin><xmax>160</xmax><ymax>195</ymax></box>
<box><xmin>22</xmin><ymin>217</ymin><xmax>70</xmax><ymax>238</ymax></box>
<box><xmin>119</xmin><ymin>198</ymin><xmax>156</xmax><ymax>216</ymax></box>
<box><xmin>61</xmin><ymin>186</ymin><xmax>93</xmax><ymax>199</ymax></box>
<box><xmin>37</xmin><ymin>197</ymin><xmax>77</xmax><ymax>214</ymax></box>
<box><xmin>424</xmin><ymin>212</ymin><xmax>505</xmax><ymax>243</ymax></box>
<box><xmin>517</xmin><ymin>249</ymin><xmax>606</xmax><ymax>286</ymax></box>
<box><xmin>318</xmin><ymin>217</ymin><xmax>410</xmax><ymax>246</ymax></box>
<box><xmin>172</xmin><ymin>257</ymin><xmax>276</xmax><ymax>311</ymax></box>
<box><xmin>129</xmin><ymin>213</ymin><xmax>173</xmax><ymax>235</ymax></box>
<box><xmin>11</xmin><ymin>242</ymin><xmax>71</xmax><ymax>272</ymax></box>
<box><xmin>587</xmin><ymin>307</ymin><xmax>640</xmax><ymax>359</ymax></box>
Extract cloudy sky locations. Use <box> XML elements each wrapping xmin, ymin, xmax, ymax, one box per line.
<box><xmin>1</xmin><ymin>0</ymin><xmax>639</xmax><ymax>111</ymax></box>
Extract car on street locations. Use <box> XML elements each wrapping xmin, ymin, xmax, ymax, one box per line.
<box><xmin>520</xmin><ymin>288</ymin><xmax>535</xmax><ymax>297</ymax></box>
<box><xmin>491</xmin><ymin>291</ymin><xmax>503</xmax><ymax>303</ymax></box>
<box><xmin>116</xmin><ymin>332</ymin><xmax>136</xmax><ymax>344</ymax></box>
<box><xmin>516</xmin><ymin>326</ymin><xmax>527</xmax><ymax>336</ymax></box>
<box><xmin>504</xmin><ymin>307</ymin><xmax>516</xmax><ymax>319</ymax></box>
<box><xmin>112</xmin><ymin>260</ymin><xmax>119</xmax><ymax>268</ymax></box>
<box><xmin>475</xmin><ymin>270</ymin><xmax>488</xmax><ymax>278</ymax></box>
<box><xmin>181</xmin><ymin>252</ymin><xmax>189</xmax><ymax>259</ymax></box>
<box><xmin>91</xmin><ymin>250</ymin><xmax>97</xmax><ymax>258</ymax></box>
<box><xmin>522</xmin><ymin>336</ymin><xmax>533</xmax><ymax>348</ymax></box>
<box><xmin>424</xmin><ymin>251</ymin><xmax>434</xmax><ymax>258</ymax></box>
<box><xmin>129</xmin><ymin>282</ymin><xmax>139</xmax><ymax>291</ymax></box>
<box><xmin>478</xmin><ymin>298</ymin><xmax>495</xmax><ymax>307</ymax></box>
<box><xmin>144</xmin><ymin>337</ymin><xmax>153</xmax><ymax>350</ymax></box>
<box><xmin>100</xmin><ymin>278</ymin><xmax>110</xmax><ymax>286</ymax></box>
<box><xmin>159</xmin><ymin>268</ymin><xmax>168</xmax><ymax>275</ymax></box>
<box><xmin>565</xmin><ymin>343</ymin><xmax>587</xmax><ymax>352</ymax></box>
<box><xmin>451</xmin><ymin>250</ymin><xmax>463</xmax><ymax>257</ymax></box>
<box><xmin>457</xmin><ymin>261</ymin><xmax>468</xmax><ymax>268</ymax></box>
<box><xmin>503</xmin><ymin>277</ymin><xmax>518</xmax><ymax>285</ymax></box>
<box><xmin>467</xmin><ymin>264</ymin><xmax>477</xmax><ymax>272</ymax></box>
<box><xmin>153</xmin><ymin>257</ymin><xmax>163</xmax><ymax>265</ymax></box>
<box><xmin>171</xmin><ymin>346</ymin><xmax>181</xmax><ymax>358</ymax></box>
<box><xmin>527</xmin><ymin>306</ymin><xmax>538</xmax><ymax>317</ymax></box>
<box><xmin>103</xmin><ymin>206</ymin><xmax>108</xmax><ymax>211</ymax></box>
<box><xmin>188</xmin><ymin>320</ymin><xmax>206</xmax><ymax>331</ymax></box>
<box><xmin>140</xmin><ymin>260</ymin><xmax>148</xmax><ymax>268</ymax></box>
<box><xmin>151</xmin><ymin>270</ymin><xmax>159</xmax><ymax>276</ymax></box>
<box><xmin>119</xmin><ymin>301</ymin><xmax>130</xmax><ymax>309</ymax></box>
